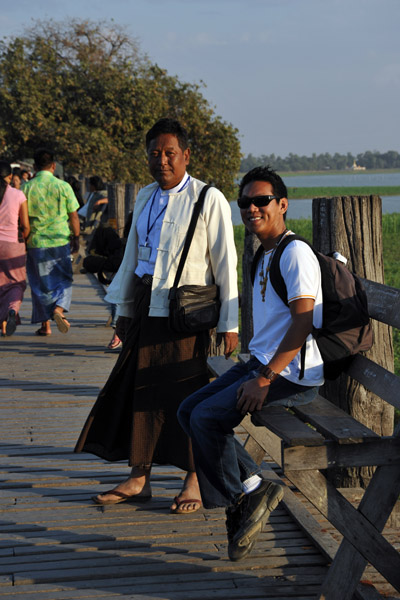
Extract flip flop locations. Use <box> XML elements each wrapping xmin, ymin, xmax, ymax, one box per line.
<box><xmin>170</xmin><ymin>496</ymin><xmax>202</xmax><ymax>514</ymax></box>
<box><xmin>107</xmin><ymin>333</ymin><xmax>123</xmax><ymax>350</ymax></box>
<box><xmin>53</xmin><ymin>312</ymin><xmax>70</xmax><ymax>333</ymax></box>
<box><xmin>35</xmin><ymin>328</ymin><xmax>51</xmax><ymax>336</ymax></box>
<box><xmin>92</xmin><ymin>489</ymin><xmax>152</xmax><ymax>505</ymax></box>
<box><xmin>5</xmin><ymin>310</ymin><xmax>17</xmax><ymax>336</ymax></box>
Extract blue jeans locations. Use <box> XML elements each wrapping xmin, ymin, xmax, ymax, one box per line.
<box><xmin>178</xmin><ymin>356</ymin><xmax>318</xmax><ymax>509</ymax></box>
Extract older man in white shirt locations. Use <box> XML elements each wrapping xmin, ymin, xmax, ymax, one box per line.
<box><xmin>75</xmin><ymin>118</ymin><xmax>238</xmax><ymax>514</ymax></box>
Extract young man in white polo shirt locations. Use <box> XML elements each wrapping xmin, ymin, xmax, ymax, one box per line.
<box><xmin>178</xmin><ymin>165</ymin><xmax>324</xmax><ymax>561</ymax></box>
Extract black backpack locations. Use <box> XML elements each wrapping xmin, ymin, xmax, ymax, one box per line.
<box><xmin>251</xmin><ymin>234</ymin><xmax>373</xmax><ymax>379</ymax></box>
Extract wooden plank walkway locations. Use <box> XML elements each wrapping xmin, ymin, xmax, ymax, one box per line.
<box><xmin>0</xmin><ymin>273</ymin><xmax>394</xmax><ymax>600</ymax></box>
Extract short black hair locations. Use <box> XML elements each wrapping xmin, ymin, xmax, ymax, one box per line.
<box><xmin>0</xmin><ymin>160</ymin><xmax>11</xmax><ymax>205</ymax></box>
<box><xmin>0</xmin><ymin>160</ymin><xmax>12</xmax><ymax>178</ymax></box>
<box><xmin>239</xmin><ymin>165</ymin><xmax>288</xmax><ymax>200</ymax></box>
<box><xmin>145</xmin><ymin>118</ymin><xmax>189</xmax><ymax>151</ymax></box>
<box><xmin>34</xmin><ymin>148</ymin><xmax>55</xmax><ymax>170</ymax></box>
<box><xmin>89</xmin><ymin>175</ymin><xmax>104</xmax><ymax>191</ymax></box>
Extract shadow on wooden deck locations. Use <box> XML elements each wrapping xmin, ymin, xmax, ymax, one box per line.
<box><xmin>0</xmin><ymin>273</ymin><xmax>351</xmax><ymax>599</ymax></box>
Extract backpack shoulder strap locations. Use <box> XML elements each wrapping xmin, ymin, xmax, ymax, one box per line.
<box><xmin>250</xmin><ymin>244</ymin><xmax>265</xmax><ymax>286</ymax></box>
<box><xmin>269</xmin><ymin>234</ymin><xmax>312</xmax><ymax>305</ymax></box>
<box><xmin>269</xmin><ymin>234</ymin><xmax>314</xmax><ymax>380</ymax></box>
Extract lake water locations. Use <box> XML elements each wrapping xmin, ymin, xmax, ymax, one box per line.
<box><xmin>282</xmin><ymin>172</ymin><xmax>400</xmax><ymax>187</ymax></box>
<box><xmin>231</xmin><ymin>172</ymin><xmax>400</xmax><ymax>224</ymax></box>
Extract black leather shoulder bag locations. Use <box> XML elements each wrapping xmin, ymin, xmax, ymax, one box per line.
<box><xmin>168</xmin><ymin>184</ymin><xmax>220</xmax><ymax>333</ymax></box>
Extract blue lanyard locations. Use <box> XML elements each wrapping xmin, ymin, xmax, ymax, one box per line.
<box><xmin>145</xmin><ymin>177</ymin><xmax>190</xmax><ymax>245</ymax></box>
<box><xmin>145</xmin><ymin>189</ymin><xmax>166</xmax><ymax>244</ymax></box>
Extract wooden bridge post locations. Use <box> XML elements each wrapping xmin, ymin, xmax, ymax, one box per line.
<box><xmin>107</xmin><ymin>182</ymin><xmax>141</xmax><ymax>237</ymax></box>
<box><xmin>313</xmin><ymin>195</ymin><xmax>395</xmax><ymax>487</ymax></box>
<box><xmin>125</xmin><ymin>183</ymin><xmax>142</xmax><ymax>219</ymax></box>
<box><xmin>106</xmin><ymin>183</ymin><xmax>127</xmax><ymax>237</ymax></box>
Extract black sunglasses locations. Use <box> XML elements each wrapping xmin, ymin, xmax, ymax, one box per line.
<box><xmin>237</xmin><ymin>195</ymin><xmax>281</xmax><ymax>209</ymax></box>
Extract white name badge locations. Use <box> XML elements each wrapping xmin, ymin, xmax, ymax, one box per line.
<box><xmin>138</xmin><ymin>245</ymin><xmax>152</xmax><ymax>261</ymax></box>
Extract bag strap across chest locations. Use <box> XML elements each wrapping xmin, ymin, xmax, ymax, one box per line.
<box><xmin>172</xmin><ymin>184</ymin><xmax>212</xmax><ymax>289</ymax></box>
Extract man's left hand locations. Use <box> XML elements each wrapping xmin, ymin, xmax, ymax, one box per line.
<box><xmin>218</xmin><ymin>331</ymin><xmax>238</xmax><ymax>358</ymax></box>
<box><xmin>236</xmin><ymin>377</ymin><xmax>270</xmax><ymax>415</ymax></box>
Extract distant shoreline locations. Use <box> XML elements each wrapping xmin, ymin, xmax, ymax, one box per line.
<box><xmin>238</xmin><ymin>169</ymin><xmax>400</xmax><ymax>178</ymax></box>
<box><xmin>288</xmin><ymin>186</ymin><xmax>400</xmax><ymax>199</ymax></box>
<box><xmin>281</xmin><ymin>169</ymin><xmax>400</xmax><ymax>177</ymax></box>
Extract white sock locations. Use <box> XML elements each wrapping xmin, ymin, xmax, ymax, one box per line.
<box><xmin>242</xmin><ymin>474</ymin><xmax>262</xmax><ymax>494</ymax></box>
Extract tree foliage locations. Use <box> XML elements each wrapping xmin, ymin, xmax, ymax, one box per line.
<box><xmin>0</xmin><ymin>20</ymin><xmax>241</xmax><ymax>197</ymax></box>
<box><xmin>241</xmin><ymin>150</ymin><xmax>400</xmax><ymax>173</ymax></box>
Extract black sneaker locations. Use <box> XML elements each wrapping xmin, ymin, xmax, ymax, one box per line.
<box><xmin>226</xmin><ymin>494</ymin><xmax>255</xmax><ymax>561</ymax></box>
<box><xmin>5</xmin><ymin>310</ymin><xmax>17</xmax><ymax>337</ymax></box>
<box><xmin>228</xmin><ymin>479</ymin><xmax>284</xmax><ymax>561</ymax></box>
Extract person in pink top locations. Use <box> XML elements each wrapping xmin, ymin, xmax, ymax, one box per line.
<box><xmin>0</xmin><ymin>161</ymin><xmax>30</xmax><ymax>336</ymax></box>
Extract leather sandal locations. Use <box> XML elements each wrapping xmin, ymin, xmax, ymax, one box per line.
<box><xmin>170</xmin><ymin>496</ymin><xmax>202</xmax><ymax>514</ymax></box>
<box><xmin>92</xmin><ymin>489</ymin><xmax>152</xmax><ymax>505</ymax></box>
<box><xmin>53</xmin><ymin>312</ymin><xmax>70</xmax><ymax>333</ymax></box>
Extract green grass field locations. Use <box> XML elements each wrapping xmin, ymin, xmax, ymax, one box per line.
<box><xmin>233</xmin><ymin>213</ymin><xmax>400</xmax><ymax>376</ymax></box>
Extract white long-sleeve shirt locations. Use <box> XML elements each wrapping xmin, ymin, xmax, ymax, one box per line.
<box><xmin>105</xmin><ymin>176</ymin><xmax>239</xmax><ymax>333</ymax></box>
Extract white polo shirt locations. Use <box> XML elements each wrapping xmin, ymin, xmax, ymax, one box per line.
<box><xmin>249</xmin><ymin>237</ymin><xmax>324</xmax><ymax>386</ymax></box>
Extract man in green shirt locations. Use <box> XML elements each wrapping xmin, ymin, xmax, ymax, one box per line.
<box><xmin>24</xmin><ymin>148</ymin><xmax>80</xmax><ymax>335</ymax></box>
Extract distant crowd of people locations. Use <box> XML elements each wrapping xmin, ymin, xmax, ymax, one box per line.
<box><xmin>8</xmin><ymin>166</ymin><xmax>31</xmax><ymax>191</ymax></box>
<box><xmin>1</xmin><ymin>117</ymin><xmax>326</xmax><ymax>562</ymax></box>
<box><xmin>0</xmin><ymin>150</ymin><xmax>110</xmax><ymax>338</ymax></box>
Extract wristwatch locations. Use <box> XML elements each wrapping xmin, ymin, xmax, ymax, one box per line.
<box><xmin>258</xmin><ymin>365</ymin><xmax>279</xmax><ymax>384</ymax></box>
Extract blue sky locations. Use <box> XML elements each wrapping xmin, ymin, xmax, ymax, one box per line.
<box><xmin>1</xmin><ymin>0</ymin><xmax>399</xmax><ymax>157</ymax></box>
